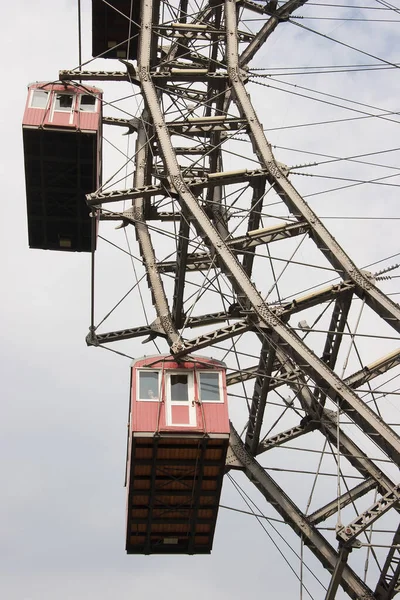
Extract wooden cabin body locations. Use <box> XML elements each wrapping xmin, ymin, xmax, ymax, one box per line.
<box><xmin>22</xmin><ymin>83</ymin><xmax>102</xmax><ymax>252</ymax></box>
<box><xmin>126</xmin><ymin>355</ymin><xmax>230</xmax><ymax>555</ymax></box>
<box><xmin>23</xmin><ymin>83</ymin><xmax>102</xmax><ymax>131</ymax></box>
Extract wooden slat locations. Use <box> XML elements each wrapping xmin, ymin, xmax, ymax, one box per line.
<box><xmin>126</xmin><ymin>435</ymin><xmax>228</xmax><ymax>554</ymax></box>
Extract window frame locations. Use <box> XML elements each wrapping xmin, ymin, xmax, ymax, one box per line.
<box><xmin>29</xmin><ymin>89</ymin><xmax>50</xmax><ymax>109</ymax></box>
<box><xmin>169</xmin><ymin>372</ymin><xmax>192</xmax><ymax>403</ymax></box>
<box><xmin>53</xmin><ymin>92</ymin><xmax>76</xmax><ymax>113</ymax></box>
<box><xmin>79</xmin><ymin>94</ymin><xmax>97</xmax><ymax>113</ymax></box>
<box><xmin>136</xmin><ymin>369</ymin><xmax>161</xmax><ymax>402</ymax></box>
<box><xmin>197</xmin><ymin>370</ymin><xmax>224</xmax><ymax>403</ymax></box>
<box><xmin>165</xmin><ymin>370</ymin><xmax>196</xmax><ymax>427</ymax></box>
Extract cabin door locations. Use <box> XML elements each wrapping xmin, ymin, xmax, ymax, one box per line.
<box><xmin>165</xmin><ymin>372</ymin><xmax>196</xmax><ymax>427</ymax></box>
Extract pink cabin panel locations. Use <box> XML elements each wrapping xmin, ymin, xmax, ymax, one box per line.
<box><xmin>130</xmin><ymin>355</ymin><xmax>230</xmax><ymax>436</ymax></box>
<box><xmin>23</xmin><ymin>82</ymin><xmax>102</xmax><ymax>132</ymax></box>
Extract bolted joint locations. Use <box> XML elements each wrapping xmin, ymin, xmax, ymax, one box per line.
<box><xmin>86</xmin><ymin>328</ymin><xmax>99</xmax><ymax>347</ymax></box>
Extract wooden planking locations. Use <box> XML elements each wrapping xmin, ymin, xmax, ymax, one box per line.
<box><xmin>126</xmin><ymin>435</ymin><xmax>228</xmax><ymax>554</ymax></box>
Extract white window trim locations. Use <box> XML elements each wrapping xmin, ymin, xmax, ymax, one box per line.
<box><xmin>79</xmin><ymin>94</ymin><xmax>98</xmax><ymax>112</ymax></box>
<box><xmin>165</xmin><ymin>370</ymin><xmax>196</xmax><ymax>427</ymax></box>
<box><xmin>29</xmin><ymin>89</ymin><xmax>50</xmax><ymax>109</ymax></box>
<box><xmin>50</xmin><ymin>92</ymin><xmax>76</xmax><ymax>125</ymax></box>
<box><xmin>136</xmin><ymin>369</ymin><xmax>161</xmax><ymax>402</ymax></box>
<box><xmin>198</xmin><ymin>370</ymin><xmax>223</xmax><ymax>403</ymax></box>
<box><xmin>53</xmin><ymin>92</ymin><xmax>75</xmax><ymax>112</ymax></box>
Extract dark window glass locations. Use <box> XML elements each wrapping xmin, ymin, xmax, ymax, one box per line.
<box><xmin>139</xmin><ymin>371</ymin><xmax>159</xmax><ymax>400</ymax></box>
<box><xmin>200</xmin><ymin>372</ymin><xmax>221</xmax><ymax>402</ymax></box>
<box><xmin>55</xmin><ymin>94</ymin><xmax>74</xmax><ymax>111</ymax></box>
<box><xmin>31</xmin><ymin>90</ymin><xmax>49</xmax><ymax>109</ymax></box>
<box><xmin>170</xmin><ymin>374</ymin><xmax>188</xmax><ymax>402</ymax></box>
<box><xmin>80</xmin><ymin>95</ymin><xmax>96</xmax><ymax>112</ymax></box>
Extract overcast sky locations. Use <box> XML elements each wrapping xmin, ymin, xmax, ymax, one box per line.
<box><xmin>2</xmin><ymin>1</ymin><xmax>400</xmax><ymax>599</ymax></box>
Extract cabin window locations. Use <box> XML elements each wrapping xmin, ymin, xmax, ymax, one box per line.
<box><xmin>54</xmin><ymin>93</ymin><xmax>74</xmax><ymax>112</ymax></box>
<box><xmin>30</xmin><ymin>90</ymin><xmax>49</xmax><ymax>109</ymax></box>
<box><xmin>199</xmin><ymin>372</ymin><xmax>222</xmax><ymax>402</ymax></box>
<box><xmin>80</xmin><ymin>94</ymin><xmax>96</xmax><ymax>112</ymax></box>
<box><xmin>138</xmin><ymin>370</ymin><xmax>159</xmax><ymax>401</ymax></box>
<box><xmin>170</xmin><ymin>374</ymin><xmax>189</xmax><ymax>402</ymax></box>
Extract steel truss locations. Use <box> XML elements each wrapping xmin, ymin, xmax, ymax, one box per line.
<box><xmin>65</xmin><ymin>0</ymin><xmax>400</xmax><ymax>597</ymax></box>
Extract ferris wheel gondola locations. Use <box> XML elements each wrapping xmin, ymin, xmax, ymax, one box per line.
<box><xmin>22</xmin><ymin>82</ymin><xmax>102</xmax><ymax>252</ymax></box>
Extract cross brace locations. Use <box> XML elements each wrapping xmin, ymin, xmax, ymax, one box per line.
<box><xmin>337</xmin><ymin>484</ymin><xmax>400</xmax><ymax>545</ymax></box>
<box><xmin>257</xmin><ymin>420</ymin><xmax>319</xmax><ymax>453</ymax></box>
<box><xmin>309</xmin><ymin>479</ymin><xmax>376</xmax><ymax>525</ymax></box>
<box><xmin>157</xmin><ymin>221</ymin><xmax>309</xmax><ymax>272</ymax></box>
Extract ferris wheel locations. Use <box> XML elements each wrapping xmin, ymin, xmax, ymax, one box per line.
<box><xmin>22</xmin><ymin>0</ymin><xmax>400</xmax><ymax>598</ymax></box>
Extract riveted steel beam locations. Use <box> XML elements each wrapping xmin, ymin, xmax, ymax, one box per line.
<box><xmin>227</xmin><ymin>365</ymin><xmax>260</xmax><ymax>386</ymax></box>
<box><xmin>131</xmin><ymin>113</ymin><xmax>180</xmax><ymax>345</ymax></box>
<box><xmin>321</xmin><ymin>292</ymin><xmax>353</xmax><ymax>369</ymax></box>
<box><xmin>204</xmin><ymin>93</ymin><xmax>231</xmax><ymax>243</ymax></box>
<box><xmin>227</xmin><ymin>364</ymin><xmax>296</xmax><ymax>387</ymax></box>
<box><xmin>157</xmin><ymin>220</ymin><xmax>309</xmax><ymax>272</ymax></box>
<box><xmin>153</xmin><ymin>70</ymin><xmax>231</xmax><ymax>83</ymax></box>
<box><xmin>179</xmin><ymin>320</ymin><xmax>253</xmax><ymax>353</ymax></box>
<box><xmin>59</xmin><ymin>69</ymin><xmax>136</xmax><ymax>83</ymax></box>
<box><xmin>239</xmin><ymin>0</ymin><xmax>271</xmax><ymax>15</ymax></box>
<box><xmin>309</xmin><ymin>479</ymin><xmax>376</xmax><ymax>525</ymax></box>
<box><xmin>337</xmin><ymin>485</ymin><xmax>400</xmax><ymax>545</ymax></box>
<box><xmin>86</xmin><ymin>184</ymin><xmax>167</xmax><ymax>206</ymax></box>
<box><xmin>175</xmin><ymin>281</ymin><xmax>355</xmax><ymax>356</ymax></box>
<box><xmin>167</xmin><ymin>117</ymin><xmax>247</xmax><ymax>136</ymax></box>
<box><xmin>91</xmin><ymin>311</ymin><xmax>244</xmax><ymax>345</ymax></box>
<box><xmin>99</xmin><ymin>211</ymin><xmax>126</xmax><ymax>221</ymax></box>
<box><xmin>346</xmin><ymin>348</ymin><xmax>400</xmax><ymax>389</ymax></box>
<box><xmin>103</xmin><ymin>116</ymin><xmax>139</xmax><ymax>133</ymax></box>
<box><xmin>161</xmin><ymin>85</ymin><xmax>208</xmax><ymax>103</ymax></box>
<box><xmin>256</xmin><ymin>420</ymin><xmax>319</xmax><ymax>452</ymax></box>
<box><xmin>316</xmin><ymin>290</ymin><xmax>353</xmax><ymax>406</ymax></box>
<box><xmin>159</xmin><ymin>145</ymin><xmax>214</xmax><ymax>156</ymax></box>
<box><xmin>185</xmin><ymin>310</ymin><xmax>245</xmax><ymax>327</ymax></box>
<box><xmin>87</xmin><ymin>167</ymin><xmax>275</xmax><ymax>206</ymax></box>
<box><xmin>155</xmin><ymin>24</ymin><xmax>254</xmax><ymax>42</ymax></box>
<box><xmin>86</xmin><ymin>324</ymin><xmax>154</xmax><ymax>346</ymax></box>
<box><xmin>245</xmin><ymin>335</ymin><xmax>279</xmax><ymax>453</ymax></box>
<box><xmin>172</xmin><ymin>207</ymin><xmax>190</xmax><ymax>328</ymax></box>
<box><xmin>325</xmin><ymin>546</ymin><xmax>352</xmax><ymax>600</ymax></box>
<box><xmin>241</xmin><ymin>177</ymin><xmax>267</xmax><ymax>277</ymax></box>
<box><xmin>59</xmin><ymin>67</ymin><xmax>230</xmax><ymax>85</ymax></box>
